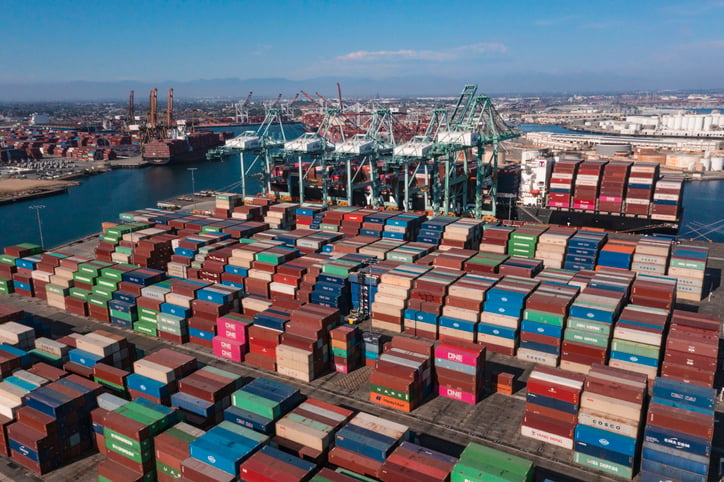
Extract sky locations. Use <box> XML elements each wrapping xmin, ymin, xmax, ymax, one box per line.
<box><xmin>2</xmin><ymin>0</ymin><xmax>724</xmax><ymax>94</ymax></box>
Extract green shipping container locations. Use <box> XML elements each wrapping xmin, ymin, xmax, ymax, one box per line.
<box><xmin>564</xmin><ymin>328</ymin><xmax>610</xmax><ymax>348</ymax></box>
<box><xmin>232</xmin><ymin>390</ymin><xmax>280</xmax><ymax>419</ymax></box>
<box><xmin>523</xmin><ymin>310</ymin><xmax>565</xmax><ymax>326</ymax></box>
<box><xmin>567</xmin><ymin>318</ymin><xmax>611</xmax><ymax>335</ymax></box>
<box><xmin>610</xmin><ymin>339</ymin><xmax>660</xmax><ymax>359</ymax></box>
<box><xmin>573</xmin><ymin>451</ymin><xmax>633</xmax><ymax>479</ymax></box>
<box><xmin>133</xmin><ymin>321</ymin><xmax>158</xmax><ymax>337</ymax></box>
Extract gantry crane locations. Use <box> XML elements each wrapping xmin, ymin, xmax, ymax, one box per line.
<box><xmin>388</xmin><ymin>84</ymin><xmax>519</xmax><ymax>216</ymax></box>
<box><xmin>235</xmin><ymin>92</ymin><xmax>253</xmax><ymax>124</ymax></box>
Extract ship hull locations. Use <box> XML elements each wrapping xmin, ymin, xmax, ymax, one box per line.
<box><xmin>515</xmin><ymin>205</ymin><xmax>679</xmax><ymax>234</ymax></box>
<box><xmin>145</xmin><ymin>149</ymin><xmax>210</xmax><ymax>165</ymax></box>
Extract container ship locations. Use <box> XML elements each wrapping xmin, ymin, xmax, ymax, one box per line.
<box><xmin>142</xmin><ymin>131</ymin><xmax>228</xmax><ymax>165</ymax></box>
<box><xmin>515</xmin><ymin>157</ymin><xmax>683</xmax><ymax>234</ymax></box>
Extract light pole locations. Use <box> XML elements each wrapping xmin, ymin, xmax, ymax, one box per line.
<box><xmin>29</xmin><ymin>205</ymin><xmax>45</xmax><ymax>249</ymax></box>
<box><xmin>187</xmin><ymin>168</ymin><xmax>198</xmax><ymax>212</ymax></box>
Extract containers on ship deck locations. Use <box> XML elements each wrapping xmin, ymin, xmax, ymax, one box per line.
<box><xmin>572</xmin><ymin>160</ymin><xmax>607</xmax><ymax>211</ymax></box>
<box><xmin>651</xmin><ymin>176</ymin><xmax>683</xmax><ymax>222</ymax></box>
<box><xmin>597</xmin><ymin>161</ymin><xmax>631</xmax><ymax>213</ymax></box>
<box><xmin>624</xmin><ymin>162</ymin><xmax>659</xmax><ymax>216</ymax></box>
<box><xmin>547</xmin><ymin>159</ymin><xmax>581</xmax><ymax>209</ymax></box>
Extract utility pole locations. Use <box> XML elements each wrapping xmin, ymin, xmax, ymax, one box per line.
<box><xmin>29</xmin><ymin>205</ymin><xmax>45</xmax><ymax>249</ymax></box>
<box><xmin>187</xmin><ymin>168</ymin><xmax>198</xmax><ymax>212</ymax></box>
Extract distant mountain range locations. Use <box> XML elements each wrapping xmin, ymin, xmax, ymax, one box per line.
<box><xmin>0</xmin><ymin>74</ymin><xmax>721</xmax><ymax>101</ymax></box>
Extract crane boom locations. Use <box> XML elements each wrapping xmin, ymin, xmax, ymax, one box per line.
<box><xmin>166</xmin><ymin>88</ymin><xmax>174</xmax><ymax>129</ymax></box>
<box><xmin>337</xmin><ymin>82</ymin><xmax>343</xmax><ymax>112</ymax></box>
<box><xmin>270</xmin><ymin>93</ymin><xmax>282</xmax><ymax>108</ymax></box>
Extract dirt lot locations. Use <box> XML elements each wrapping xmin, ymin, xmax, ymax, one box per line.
<box><xmin>0</xmin><ymin>178</ymin><xmax>77</xmax><ymax>197</ymax></box>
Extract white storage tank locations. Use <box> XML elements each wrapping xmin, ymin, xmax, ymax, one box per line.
<box><xmin>711</xmin><ymin>155</ymin><xmax>724</xmax><ymax>171</ymax></box>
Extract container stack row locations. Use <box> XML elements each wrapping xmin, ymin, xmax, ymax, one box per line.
<box><xmin>572</xmin><ymin>160</ymin><xmax>607</xmax><ymax>210</ymax></box>
<box><xmin>547</xmin><ymin>159</ymin><xmax>581</xmax><ymax>208</ymax></box>
<box><xmin>624</xmin><ymin>162</ymin><xmax>659</xmax><ymax>216</ymax></box>
<box><xmin>597</xmin><ymin>161</ymin><xmax>631</xmax><ymax>213</ymax></box>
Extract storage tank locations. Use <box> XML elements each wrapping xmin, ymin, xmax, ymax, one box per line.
<box><xmin>596</xmin><ymin>143</ymin><xmax>631</xmax><ymax>157</ymax></box>
<box><xmin>637</xmin><ymin>152</ymin><xmax>666</xmax><ymax>164</ymax></box>
<box><xmin>711</xmin><ymin>154</ymin><xmax>724</xmax><ymax>171</ymax></box>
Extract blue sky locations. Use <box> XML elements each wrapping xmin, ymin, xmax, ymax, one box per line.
<box><xmin>3</xmin><ymin>0</ymin><xmax>723</xmax><ymax>91</ymax></box>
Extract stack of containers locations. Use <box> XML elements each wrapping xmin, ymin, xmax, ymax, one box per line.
<box><xmin>170</xmin><ymin>366</ymin><xmax>243</xmax><ymax>429</ymax></box>
<box><xmin>597</xmin><ymin>161</ymin><xmax>631</xmax><ymax>213</ymax></box>
<box><xmin>189</xmin><ymin>283</ymin><xmax>241</xmax><ymax>348</ymax></box>
<box><xmin>11</xmin><ymin>375</ymin><xmax>101</xmax><ymax>475</ymax></box>
<box><xmin>439</xmin><ymin>218</ymin><xmax>484</xmax><ymax>250</ymax></box>
<box><xmin>213</xmin><ymin>313</ymin><xmax>252</xmax><ymax>363</ymax></box>
<box><xmin>629</xmin><ymin>273</ymin><xmax>676</xmax><ymax>311</ymax></box>
<box><xmin>385</xmin><ymin>242</ymin><xmax>436</xmax><ymax>263</ymax></box>
<box><xmin>214</xmin><ymin>193</ymin><xmax>242</xmax><ymax>219</ymax></box>
<box><xmin>329</xmin><ymin>412</ymin><xmax>409</xmax><ymax>479</ymax></box>
<box><xmin>534</xmin><ymin>226</ymin><xmax>574</xmax><ymax>269</ymax></box>
<box><xmin>330</xmin><ymin>325</ymin><xmax>363</xmax><ymax>373</ymax></box>
<box><xmin>462</xmin><ymin>251</ymin><xmax>508</xmax><ymax>274</ymax></box>
<box><xmin>650</xmin><ymin>176</ymin><xmax>683</xmax><ymax>221</ymax></box>
<box><xmin>451</xmin><ymin>442</ymin><xmax>534</xmax><ymax>482</ymax></box>
<box><xmin>521</xmin><ymin>366</ymin><xmax>585</xmax><ymax>450</ymax></box>
<box><xmin>661</xmin><ymin>310</ymin><xmax>720</xmax><ymax>388</ymax></box>
<box><xmin>277</xmin><ymin>303</ymin><xmax>339</xmax><ymax>382</ymax></box>
<box><xmin>185</xmin><ymin>420</ymin><xmax>269</xmax><ymax>480</ymax></box>
<box><xmin>0</xmin><ymin>321</ymin><xmax>35</xmax><ymax>350</ymax></box>
<box><xmin>96</xmin><ymin>399</ymin><xmax>181</xmax><ymax>482</ymax></box>
<box><xmin>669</xmin><ymin>244</ymin><xmax>708</xmax><ymax>301</ymax></box>
<box><xmin>507</xmin><ymin>225</ymin><xmax>547</xmax><ymax>259</ymax></box>
<box><xmin>574</xmin><ymin>364</ymin><xmax>647</xmax><ymax>479</ymax></box>
<box><xmin>226</xmin><ymin>377</ymin><xmax>302</xmax><ymax>436</ymax></box>
<box><xmin>371</xmin><ymin>264</ymin><xmax>430</xmax><ymax>333</ymax></box>
<box><xmin>478</xmin><ymin>277</ymin><xmax>539</xmax><ymax>355</ymax></box>
<box><xmin>66</xmin><ymin>330</ymin><xmax>134</xmax><ymax>376</ymax></box>
<box><xmin>561</xmin><ymin>285</ymin><xmax>626</xmax><ymax>374</ymax></box>
<box><xmin>434</xmin><ymin>340</ymin><xmax>485</xmax><ymax>404</ymax></box>
<box><xmin>274</xmin><ymin>398</ymin><xmax>353</xmax><ymax>462</ymax></box>
<box><xmin>264</xmin><ymin>202</ymin><xmax>298</xmax><ymax>229</ymax></box>
<box><xmin>564</xmin><ymin>231</ymin><xmax>607</xmax><ymax>271</ymax></box>
<box><xmin>245</xmin><ymin>312</ymin><xmax>284</xmax><ymax>372</ymax></box>
<box><xmin>359</xmin><ymin>211</ymin><xmax>398</xmax><ymax>238</ymax></box>
<box><xmin>380</xmin><ymin>441</ymin><xmax>458</xmax><ymax>482</ymax></box>
<box><xmin>153</xmin><ymin>422</ymin><xmax>205</xmax><ymax>481</ymax></box>
<box><xmin>383</xmin><ymin>213</ymin><xmax>425</xmax><ymax>242</ymax></box>
<box><xmin>596</xmin><ymin>239</ymin><xmax>637</xmax><ymax>271</ymax></box>
<box><xmin>404</xmin><ymin>267</ymin><xmax>464</xmax><ymax>339</ymax></box>
<box><xmin>498</xmin><ymin>257</ymin><xmax>544</xmax><ymax>278</ymax></box>
<box><xmin>416</xmin><ymin>216</ymin><xmax>457</xmax><ymax>245</ymax></box>
<box><xmin>479</xmin><ymin>226</ymin><xmax>514</xmax><ymax>254</ymax></box>
<box><xmin>30</xmin><ymin>337</ymin><xmax>70</xmax><ymax>368</ymax></box>
<box><xmin>295</xmin><ymin>205</ymin><xmax>326</xmax><ymax>230</ymax></box>
<box><xmin>572</xmin><ymin>160</ymin><xmax>607</xmax><ymax>210</ymax></box>
<box><xmin>127</xmin><ymin>348</ymin><xmax>197</xmax><ymax>406</ymax></box>
<box><xmin>518</xmin><ymin>282</ymin><xmax>579</xmax><ymax>367</ymax></box>
<box><xmin>239</xmin><ymin>444</ymin><xmax>317</xmax><ymax>481</ymax></box>
<box><xmin>631</xmin><ymin>237</ymin><xmax>671</xmax><ymax>276</ymax></box>
<box><xmin>369</xmin><ymin>337</ymin><xmax>433</xmax><ymax>412</ymax></box>
<box><xmin>624</xmin><ymin>162</ymin><xmax>659</xmax><ymax>216</ymax></box>
<box><xmin>439</xmin><ymin>274</ymin><xmax>497</xmax><ymax>343</ymax></box>
<box><xmin>547</xmin><ymin>159</ymin><xmax>581</xmax><ymax>208</ymax></box>
<box><xmin>609</xmin><ymin>304</ymin><xmax>668</xmax><ymax>380</ymax></box>
<box><xmin>362</xmin><ymin>332</ymin><xmax>384</xmax><ymax>368</ymax></box>
<box><xmin>641</xmin><ymin>377</ymin><xmax>715</xmax><ymax>482</ymax></box>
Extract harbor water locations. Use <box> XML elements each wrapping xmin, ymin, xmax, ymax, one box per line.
<box><xmin>0</xmin><ymin>123</ymin><xmax>722</xmax><ymax>248</ymax></box>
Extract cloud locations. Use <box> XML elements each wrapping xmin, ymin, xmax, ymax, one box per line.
<box><xmin>335</xmin><ymin>43</ymin><xmax>507</xmax><ymax>62</ymax></box>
